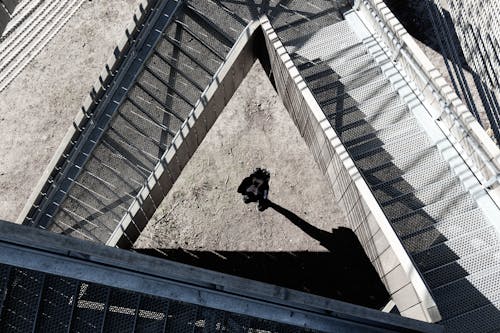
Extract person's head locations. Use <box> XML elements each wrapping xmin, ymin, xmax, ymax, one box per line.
<box><xmin>253</xmin><ymin>168</ymin><xmax>270</xmax><ymax>182</ymax></box>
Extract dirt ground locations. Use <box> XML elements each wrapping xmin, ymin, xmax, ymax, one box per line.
<box><xmin>135</xmin><ymin>61</ymin><xmax>349</xmax><ymax>252</ymax></box>
<box><xmin>0</xmin><ymin>0</ymin><xmax>142</xmax><ymax>221</ymax></box>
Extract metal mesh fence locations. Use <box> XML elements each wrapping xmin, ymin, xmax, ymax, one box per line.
<box><xmin>426</xmin><ymin>0</ymin><xmax>500</xmax><ymax>143</ymax></box>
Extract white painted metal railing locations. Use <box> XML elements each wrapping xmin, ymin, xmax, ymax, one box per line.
<box><xmin>355</xmin><ymin>0</ymin><xmax>500</xmax><ymax>203</ymax></box>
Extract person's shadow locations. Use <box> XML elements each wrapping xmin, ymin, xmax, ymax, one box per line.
<box><xmin>266</xmin><ymin>200</ymin><xmax>355</xmax><ymax>253</ymax></box>
<box><xmin>265</xmin><ymin>200</ymin><xmax>389</xmax><ymax>306</ymax></box>
<box><xmin>138</xmin><ymin>199</ymin><xmax>390</xmax><ymax>309</ymax></box>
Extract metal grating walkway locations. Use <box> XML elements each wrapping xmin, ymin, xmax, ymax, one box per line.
<box><xmin>280</xmin><ymin>11</ymin><xmax>500</xmax><ymax>333</ymax></box>
<box><xmin>22</xmin><ymin>0</ymin><xmax>248</xmax><ymax>243</ymax></box>
<box><xmin>0</xmin><ymin>220</ymin><xmax>440</xmax><ymax>333</ymax></box>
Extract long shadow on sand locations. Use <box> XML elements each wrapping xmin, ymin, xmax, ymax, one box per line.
<box><xmin>137</xmin><ymin>200</ymin><xmax>390</xmax><ymax>309</ymax></box>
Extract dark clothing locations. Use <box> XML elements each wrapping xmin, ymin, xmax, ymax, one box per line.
<box><xmin>237</xmin><ymin>172</ymin><xmax>270</xmax><ymax>211</ymax></box>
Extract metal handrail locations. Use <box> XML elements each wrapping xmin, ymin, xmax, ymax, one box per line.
<box><xmin>358</xmin><ymin>0</ymin><xmax>500</xmax><ymax>189</ymax></box>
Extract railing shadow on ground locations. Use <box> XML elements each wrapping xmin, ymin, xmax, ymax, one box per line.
<box><xmin>289</xmin><ymin>51</ymin><xmax>500</xmax><ymax>330</ymax></box>
<box><xmin>137</xmin><ymin>199</ymin><xmax>390</xmax><ymax>309</ymax></box>
<box><xmin>384</xmin><ymin>0</ymin><xmax>500</xmax><ymax>143</ymax></box>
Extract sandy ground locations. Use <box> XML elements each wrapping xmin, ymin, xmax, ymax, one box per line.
<box><xmin>135</xmin><ymin>61</ymin><xmax>349</xmax><ymax>252</ymax></box>
<box><xmin>0</xmin><ymin>0</ymin><xmax>142</xmax><ymax>221</ymax></box>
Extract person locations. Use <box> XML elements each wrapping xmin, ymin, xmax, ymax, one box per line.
<box><xmin>237</xmin><ymin>168</ymin><xmax>270</xmax><ymax>211</ymax></box>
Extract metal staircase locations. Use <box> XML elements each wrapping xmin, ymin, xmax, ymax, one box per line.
<box><xmin>22</xmin><ymin>0</ymin><xmax>248</xmax><ymax>243</ymax></box>
<box><xmin>10</xmin><ymin>0</ymin><xmax>500</xmax><ymax>331</ymax></box>
<box><xmin>280</xmin><ymin>13</ymin><xmax>500</xmax><ymax>332</ymax></box>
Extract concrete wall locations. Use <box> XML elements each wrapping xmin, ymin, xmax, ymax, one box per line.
<box><xmin>260</xmin><ymin>17</ymin><xmax>441</xmax><ymax>323</ymax></box>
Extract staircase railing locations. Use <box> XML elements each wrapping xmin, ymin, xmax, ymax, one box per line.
<box><xmin>354</xmin><ymin>0</ymin><xmax>500</xmax><ymax>205</ymax></box>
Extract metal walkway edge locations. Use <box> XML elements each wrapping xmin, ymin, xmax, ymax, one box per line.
<box><xmin>0</xmin><ymin>220</ymin><xmax>441</xmax><ymax>333</ymax></box>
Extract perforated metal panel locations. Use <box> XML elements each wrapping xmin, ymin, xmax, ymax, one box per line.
<box><xmin>424</xmin><ymin>245</ymin><xmax>500</xmax><ymax>289</ymax></box>
<box><xmin>37</xmin><ymin>276</ymin><xmax>78</xmax><ymax>333</ymax></box>
<box><xmin>413</xmin><ymin>226</ymin><xmax>499</xmax><ymax>272</ymax></box>
<box><xmin>103</xmin><ymin>289</ymin><xmax>141</xmax><ymax>332</ymax></box>
<box><xmin>0</xmin><ymin>267</ymin><xmax>44</xmax><ymax>332</ymax></box>
<box><xmin>135</xmin><ymin>295</ymin><xmax>169</xmax><ymax>332</ymax></box>
<box><xmin>433</xmin><ymin>268</ymin><xmax>500</xmax><ymax>319</ymax></box>
<box><xmin>442</xmin><ymin>298</ymin><xmax>500</xmax><ymax>333</ymax></box>
<box><xmin>0</xmin><ymin>262</ymin><xmax>336</xmax><ymax>333</ymax></box>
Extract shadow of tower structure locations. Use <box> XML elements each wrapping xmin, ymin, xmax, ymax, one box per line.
<box><xmin>138</xmin><ymin>199</ymin><xmax>390</xmax><ymax>309</ymax></box>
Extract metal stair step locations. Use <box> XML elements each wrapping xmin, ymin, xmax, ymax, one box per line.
<box><xmin>411</xmin><ymin>225</ymin><xmax>499</xmax><ymax>272</ymax></box>
<box><xmin>284</xmin><ymin>22</ymin><xmax>360</xmax><ymax>54</ymax></box>
<box><xmin>0</xmin><ymin>267</ymin><xmax>44</xmax><ymax>332</ymax></box>
<box><xmin>137</xmin><ymin>67</ymin><xmax>195</xmax><ymax>119</ymax></box>
<box><xmin>37</xmin><ymin>276</ymin><xmax>79</xmax><ymax>333</ymax></box>
<box><xmin>392</xmin><ymin>191</ymin><xmax>476</xmax><ymax>225</ymax></box>
<box><xmin>160</xmin><ymin>29</ymin><xmax>221</xmax><ymax>77</ymax></box>
<box><xmin>339</xmin><ymin>64</ymin><xmax>384</xmax><ymax>92</ymax></box>
<box><xmin>71</xmin><ymin>283</ymin><xmax>110</xmax><ymax>332</ymax></box>
<box><xmin>312</xmin><ymin>75</ymin><xmax>391</xmax><ymax>108</ymax></box>
<box><xmin>368</xmin><ymin>149</ymin><xmax>451</xmax><ymax>196</ymax></box>
<box><xmin>441</xmin><ymin>298</ymin><xmax>500</xmax><ymax>333</ymax></box>
<box><xmin>392</xmin><ymin>206</ymin><xmax>488</xmax><ymax>243</ymax></box>
<box><xmin>401</xmin><ymin>206</ymin><xmax>490</xmax><ymax>254</ymax></box>
<box><xmin>271</xmin><ymin>3</ymin><xmax>345</xmax><ymax>48</ymax></box>
<box><xmin>103</xmin><ymin>289</ymin><xmax>141</xmax><ymax>332</ymax></box>
<box><xmin>185</xmin><ymin>2</ymin><xmax>245</xmax><ymax>42</ymax></box>
<box><xmin>424</xmin><ymin>245</ymin><xmax>500</xmax><ymax>289</ymax></box>
<box><xmin>298</xmin><ymin>57</ymin><xmax>384</xmax><ymax>100</ymax></box>
<box><xmin>299</xmin><ymin>60</ymin><xmax>341</xmax><ymax>90</ymax></box>
<box><xmin>351</xmin><ymin>132</ymin><xmax>434</xmax><ymax>181</ymax></box>
<box><xmin>116</xmin><ymin>104</ymin><xmax>172</xmax><ymax>152</ymax></box>
<box><xmin>135</xmin><ymin>295</ymin><xmax>170</xmax><ymax>331</ymax></box>
<box><xmin>334</xmin><ymin>95</ymin><xmax>408</xmax><ymax>145</ymax></box>
<box><xmin>328</xmin><ymin>54</ymin><xmax>378</xmax><ymax>80</ymax></box>
<box><xmin>344</xmin><ymin>117</ymin><xmax>421</xmax><ymax>150</ymax></box>
<box><xmin>350</xmin><ymin>129</ymin><xmax>429</xmax><ymax>161</ymax></box>
<box><xmin>319</xmin><ymin>82</ymin><xmax>396</xmax><ymax>123</ymax></box>
<box><xmin>381</xmin><ymin>172</ymin><xmax>463</xmax><ymax>206</ymax></box>
<box><xmin>109</xmin><ymin>116</ymin><xmax>168</xmax><ymax>167</ymax></box>
<box><xmin>387</xmin><ymin>191</ymin><xmax>475</xmax><ymax>228</ymax></box>
<box><xmin>432</xmin><ymin>268</ymin><xmax>500</xmax><ymax>320</ymax></box>
<box><xmin>325</xmin><ymin>92</ymin><xmax>400</xmax><ymax>132</ymax></box>
<box><xmin>347</xmin><ymin>124</ymin><xmax>424</xmax><ymax>167</ymax></box>
<box><xmin>291</xmin><ymin>40</ymin><xmax>369</xmax><ymax>67</ymax></box>
<box><xmin>381</xmin><ymin>176</ymin><xmax>466</xmax><ymax>222</ymax></box>
<box><xmin>54</xmin><ymin>194</ymin><xmax>116</xmax><ymax>242</ymax></box>
<box><xmin>347</xmin><ymin>76</ymin><xmax>395</xmax><ymax>104</ymax></box>
<box><xmin>362</xmin><ymin>99</ymin><xmax>410</xmax><ymax>130</ymax></box>
<box><xmin>154</xmin><ymin>38</ymin><xmax>214</xmax><ymax>85</ymax></box>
